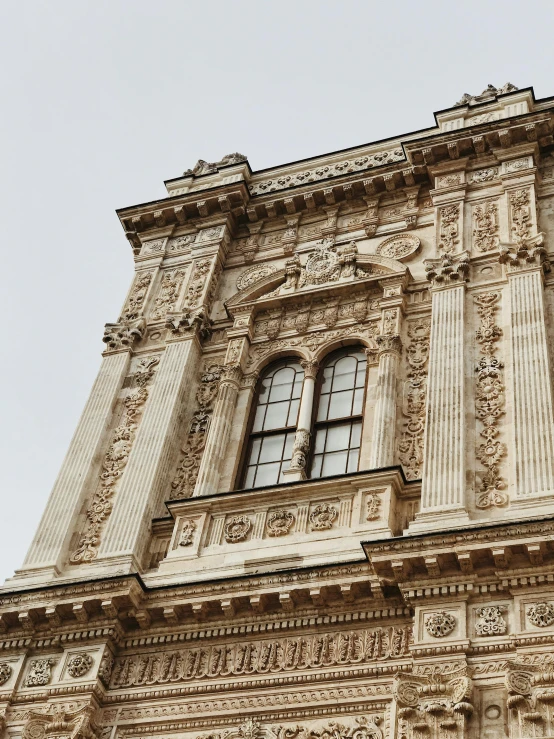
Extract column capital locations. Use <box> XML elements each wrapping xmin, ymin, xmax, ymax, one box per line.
<box><xmin>102</xmin><ymin>318</ymin><xmax>145</xmax><ymax>354</ymax></box>
<box><xmin>300</xmin><ymin>359</ymin><xmax>319</xmax><ymax>380</ymax></box>
<box><xmin>165</xmin><ymin>309</ymin><xmax>212</xmax><ymax>341</ymax></box>
<box><xmin>375</xmin><ymin>334</ymin><xmax>402</xmax><ymax>356</ymax></box>
<box><xmin>220</xmin><ymin>364</ymin><xmax>243</xmax><ymax>389</ymax></box>
<box><xmin>499</xmin><ymin>234</ymin><xmax>550</xmax><ymax>275</ymax></box>
<box><xmin>425</xmin><ymin>251</ymin><xmax>469</xmax><ymax>289</ymax></box>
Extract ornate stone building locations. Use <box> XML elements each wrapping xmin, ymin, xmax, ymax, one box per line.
<box><xmin>3</xmin><ymin>82</ymin><xmax>554</xmax><ymax>739</ymax></box>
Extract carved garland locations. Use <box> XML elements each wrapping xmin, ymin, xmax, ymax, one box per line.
<box><xmin>70</xmin><ymin>356</ymin><xmax>160</xmax><ymax>563</ymax></box>
<box><xmin>474</xmin><ymin>292</ymin><xmax>507</xmax><ymax>509</ymax></box>
<box><xmin>398</xmin><ymin>320</ymin><xmax>431</xmax><ymax>480</ymax></box>
<box><xmin>170</xmin><ymin>362</ymin><xmax>225</xmax><ymax>500</ymax></box>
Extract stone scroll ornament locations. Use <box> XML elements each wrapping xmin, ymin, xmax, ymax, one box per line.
<box><xmin>266</xmin><ymin>510</ymin><xmax>295</xmax><ymax>536</ymax></box>
<box><xmin>474</xmin><ymin>292</ymin><xmax>507</xmax><ymax>508</ymax></box>
<box><xmin>475</xmin><ymin>605</ymin><xmax>507</xmax><ymax>636</ymax></box>
<box><xmin>224</xmin><ymin>515</ymin><xmax>252</xmax><ymax>543</ymax></box>
<box><xmin>309</xmin><ymin>503</ymin><xmax>338</xmax><ymax>531</ymax></box>
<box><xmin>70</xmin><ymin>356</ymin><xmax>160</xmax><ymax>563</ymax></box>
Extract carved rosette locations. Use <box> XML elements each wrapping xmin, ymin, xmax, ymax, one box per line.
<box><xmin>266</xmin><ymin>510</ymin><xmax>295</xmax><ymax>537</ymax></box>
<box><xmin>70</xmin><ymin>356</ymin><xmax>160</xmax><ymax>563</ymax></box>
<box><xmin>425</xmin><ymin>611</ymin><xmax>457</xmax><ymax>638</ymax></box>
<box><xmin>376</xmin><ymin>234</ymin><xmax>420</xmax><ymax>260</ymax></box>
<box><xmin>398</xmin><ymin>320</ymin><xmax>430</xmax><ymax>480</ymax></box>
<box><xmin>474</xmin><ymin>292</ymin><xmax>507</xmax><ymax>509</ymax></box>
<box><xmin>0</xmin><ymin>663</ymin><xmax>11</xmax><ymax>685</ymax></box>
<box><xmin>224</xmin><ymin>515</ymin><xmax>252</xmax><ymax>543</ymax></box>
<box><xmin>527</xmin><ymin>602</ymin><xmax>554</xmax><ymax>628</ymax></box>
<box><xmin>67</xmin><ymin>652</ymin><xmax>93</xmax><ymax>678</ymax></box>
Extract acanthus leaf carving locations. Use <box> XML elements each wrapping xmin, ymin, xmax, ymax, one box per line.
<box><xmin>102</xmin><ymin>318</ymin><xmax>145</xmax><ymax>353</ymax></box>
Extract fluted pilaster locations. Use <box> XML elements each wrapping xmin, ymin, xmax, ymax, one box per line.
<box><xmin>97</xmin><ymin>337</ymin><xmax>201</xmax><ymax>565</ymax></box>
<box><xmin>194</xmin><ymin>366</ymin><xmax>242</xmax><ymax>497</ymax></box>
<box><xmin>369</xmin><ymin>336</ymin><xmax>401</xmax><ymax>469</ymax></box>
<box><xmin>21</xmin><ymin>351</ymin><xmax>130</xmax><ymax>575</ymax></box>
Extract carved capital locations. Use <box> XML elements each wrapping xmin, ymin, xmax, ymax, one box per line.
<box><xmin>300</xmin><ymin>359</ymin><xmax>319</xmax><ymax>380</ymax></box>
<box><xmin>103</xmin><ymin>318</ymin><xmax>146</xmax><ymax>353</ymax></box>
<box><xmin>376</xmin><ymin>334</ymin><xmax>402</xmax><ymax>356</ymax></box>
<box><xmin>499</xmin><ymin>233</ymin><xmax>550</xmax><ymax>274</ymax></box>
<box><xmin>425</xmin><ymin>251</ymin><xmax>469</xmax><ymax>287</ymax></box>
<box><xmin>165</xmin><ymin>309</ymin><xmax>212</xmax><ymax>339</ymax></box>
<box><xmin>220</xmin><ymin>364</ymin><xmax>243</xmax><ymax>388</ymax></box>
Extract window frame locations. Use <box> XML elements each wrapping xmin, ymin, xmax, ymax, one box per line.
<box><xmin>238</xmin><ymin>358</ymin><xmax>305</xmax><ymax>490</ymax></box>
<box><xmin>307</xmin><ymin>346</ymin><xmax>368</xmax><ymax>480</ymax></box>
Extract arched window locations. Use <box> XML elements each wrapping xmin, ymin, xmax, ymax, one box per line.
<box><xmin>242</xmin><ymin>359</ymin><xmax>304</xmax><ymax>489</ymax></box>
<box><xmin>310</xmin><ymin>347</ymin><xmax>367</xmax><ymax>479</ymax></box>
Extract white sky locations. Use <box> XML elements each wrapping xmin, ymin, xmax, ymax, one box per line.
<box><xmin>1</xmin><ymin>0</ymin><xmax>553</xmax><ymax>584</ymax></box>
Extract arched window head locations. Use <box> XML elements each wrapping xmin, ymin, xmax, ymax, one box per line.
<box><xmin>310</xmin><ymin>347</ymin><xmax>367</xmax><ymax>479</ymax></box>
<box><xmin>242</xmin><ymin>359</ymin><xmax>304</xmax><ymax>489</ymax></box>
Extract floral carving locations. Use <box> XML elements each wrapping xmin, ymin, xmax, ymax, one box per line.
<box><xmin>438</xmin><ymin>204</ymin><xmax>460</xmax><ymax>254</ymax></box>
<box><xmin>474</xmin><ymin>292</ymin><xmax>507</xmax><ymax>509</ymax></box>
<box><xmin>168</xmin><ymin>234</ymin><xmax>196</xmax><ymax>252</ymax></box>
<box><xmin>289</xmin><ymin>429</ymin><xmax>311</xmax><ymax>471</ymax></box>
<box><xmin>470</xmin><ymin>167</ymin><xmax>499</xmax><ymax>183</ymax></box>
<box><xmin>98</xmin><ymin>649</ymin><xmax>114</xmax><ymax>687</ymax></box>
<box><xmin>267</xmin><ymin>510</ymin><xmax>295</xmax><ymax>537</ymax></box>
<box><xmin>152</xmin><ymin>268</ymin><xmax>186</xmax><ymax>320</ymax></box>
<box><xmin>0</xmin><ymin>663</ymin><xmax>12</xmax><ymax>685</ymax></box>
<box><xmin>122</xmin><ymin>271</ymin><xmax>153</xmax><ymax>320</ymax></box>
<box><xmin>179</xmin><ymin>519</ymin><xmax>197</xmax><ymax>546</ymax></box>
<box><xmin>376</xmin><ymin>234</ymin><xmax>420</xmax><ymax>260</ymax></box>
<box><xmin>236</xmin><ymin>264</ymin><xmax>277</xmax><ymax>292</ymax></box>
<box><xmin>398</xmin><ymin>320</ymin><xmax>431</xmax><ymax>480</ymax></box>
<box><xmin>67</xmin><ymin>653</ymin><xmax>93</xmax><ymax>678</ymax></box>
<box><xmin>70</xmin><ymin>356</ymin><xmax>160</xmax><ymax>562</ymax></box>
<box><xmin>473</xmin><ymin>202</ymin><xmax>499</xmax><ymax>252</ymax></box>
<box><xmin>170</xmin><ymin>363</ymin><xmax>224</xmax><ymax>499</ymax></box>
<box><xmin>248</xmin><ymin>148</ymin><xmax>404</xmax><ymax>195</ymax></box>
<box><xmin>110</xmin><ymin>624</ymin><xmax>412</xmax><ymax>687</ymax></box>
<box><xmin>527</xmin><ymin>602</ymin><xmax>554</xmax><ymax>628</ymax></box>
<box><xmin>224</xmin><ymin>515</ymin><xmax>252</xmax><ymax>543</ymax></box>
<box><xmin>425</xmin><ymin>611</ymin><xmax>456</xmax><ymax>638</ymax></box>
<box><xmin>475</xmin><ymin>605</ymin><xmax>507</xmax><ymax>636</ymax></box>
<box><xmin>509</xmin><ymin>188</ymin><xmax>531</xmax><ymax>243</ymax></box>
<box><xmin>183</xmin><ymin>259</ymin><xmax>212</xmax><ymax>311</ymax></box>
<box><xmin>25</xmin><ymin>658</ymin><xmax>54</xmax><ymax>687</ymax></box>
<box><xmin>366</xmin><ymin>494</ymin><xmax>381</xmax><ymax>520</ymax></box>
<box><xmin>103</xmin><ymin>318</ymin><xmax>145</xmax><ymax>353</ymax></box>
<box><xmin>310</xmin><ymin>504</ymin><xmax>338</xmax><ymax>531</ymax></box>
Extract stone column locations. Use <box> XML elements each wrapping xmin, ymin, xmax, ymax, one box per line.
<box><xmin>284</xmin><ymin>360</ymin><xmax>319</xmax><ymax>482</ymax></box>
<box><xmin>500</xmin><ymin>240</ymin><xmax>554</xmax><ymax>500</ymax></box>
<box><xmin>19</xmin><ymin>321</ymin><xmax>143</xmax><ymax>579</ymax></box>
<box><xmin>411</xmin><ymin>253</ymin><xmax>470</xmax><ymax>531</ymax></box>
<box><xmin>369</xmin><ymin>335</ymin><xmax>402</xmax><ymax>469</ymax></box>
<box><xmin>97</xmin><ymin>323</ymin><xmax>203</xmax><ymax>568</ymax></box>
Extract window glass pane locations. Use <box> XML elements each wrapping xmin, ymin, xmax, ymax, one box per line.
<box><xmin>347</xmin><ymin>448</ymin><xmax>360</xmax><ymax>473</ymax></box>
<box><xmin>269</xmin><ymin>368</ymin><xmax>296</xmax><ymax>402</ymax></box>
<box><xmin>255</xmin><ymin>462</ymin><xmax>281</xmax><ymax>487</ymax></box>
<box><xmin>355</xmin><ymin>361</ymin><xmax>367</xmax><ymax>387</ymax></box>
<box><xmin>311</xmin><ymin>454</ymin><xmax>323</xmax><ymax>478</ymax></box>
<box><xmin>292</xmin><ymin>378</ymin><xmax>304</xmax><ymax>399</ymax></box>
<box><xmin>317</xmin><ymin>393</ymin><xmax>330</xmax><ymax>422</ymax></box>
<box><xmin>314</xmin><ymin>428</ymin><xmax>326</xmax><ymax>454</ymax></box>
<box><xmin>326</xmin><ymin>423</ymin><xmax>351</xmax><ymax>452</ymax></box>
<box><xmin>321</xmin><ymin>450</ymin><xmax>348</xmax><ymax>477</ymax></box>
<box><xmin>249</xmin><ymin>437</ymin><xmax>262</xmax><ymax>464</ymax></box>
<box><xmin>283</xmin><ymin>431</ymin><xmax>295</xmax><ymax>459</ymax></box>
<box><xmin>350</xmin><ymin>420</ymin><xmax>362</xmax><ymax>448</ymax></box>
<box><xmin>328</xmin><ymin>389</ymin><xmax>354</xmax><ymax>419</ymax></box>
<box><xmin>352</xmin><ymin>387</ymin><xmax>364</xmax><ymax>415</ymax></box>
<box><xmin>244</xmin><ymin>465</ymin><xmax>256</xmax><ymax>489</ymax></box>
<box><xmin>259</xmin><ymin>434</ymin><xmax>286</xmax><ymax>463</ymax></box>
<box><xmin>263</xmin><ymin>401</ymin><xmax>290</xmax><ymax>430</ymax></box>
<box><xmin>332</xmin><ymin>370</ymin><xmax>356</xmax><ymax>392</ymax></box>
<box><xmin>287</xmin><ymin>398</ymin><xmax>300</xmax><ymax>427</ymax></box>
<box><xmin>252</xmin><ymin>404</ymin><xmax>266</xmax><ymax>432</ymax></box>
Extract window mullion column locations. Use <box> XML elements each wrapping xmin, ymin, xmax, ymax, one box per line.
<box><xmin>283</xmin><ymin>360</ymin><xmax>319</xmax><ymax>481</ymax></box>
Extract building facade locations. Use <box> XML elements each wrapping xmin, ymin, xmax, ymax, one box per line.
<box><xmin>2</xmin><ymin>83</ymin><xmax>554</xmax><ymax>739</ymax></box>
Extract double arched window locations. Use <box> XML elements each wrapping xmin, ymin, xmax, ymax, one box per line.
<box><xmin>241</xmin><ymin>347</ymin><xmax>367</xmax><ymax>489</ymax></box>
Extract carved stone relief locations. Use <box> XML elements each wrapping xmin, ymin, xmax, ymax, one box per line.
<box><xmin>122</xmin><ymin>271</ymin><xmax>154</xmax><ymax>320</ymax></box>
<box><xmin>0</xmin><ymin>663</ymin><xmax>12</xmax><ymax>685</ymax></box>
<box><xmin>376</xmin><ymin>234</ymin><xmax>420</xmax><ymax>260</ymax></box>
<box><xmin>266</xmin><ymin>510</ymin><xmax>295</xmax><ymax>536</ymax></box>
<box><xmin>475</xmin><ymin>605</ymin><xmax>507</xmax><ymax>636</ymax></box>
<box><xmin>509</xmin><ymin>188</ymin><xmax>531</xmax><ymax>244</ymax></box>
<box><xmin>66</xmin><ymin>652</ymin><xmax>93</xmax><ymax>678</ymax></box>
<box><xmin>224</xmin><ymin>515</ymin><xmax>252</xmax><ymax>543</ymax></box>
<box><xmin>178</xmin><ymin>519</ymin><xmax>197</xmax><ymax>546</ymax></box>
<box><xmin>527</xmin><ymin>602</ymin><xmax>554</xmax><ymax>628</ymax></box>
<box><xmin>425</xmin><ymin>611</ymin><xmax>457</xmax><ymax>637</ymax></box>
<box><xmin>473</xmin><ymin>202</ymin><xmax>499</xmax><ymax>252</ymax></box>
<box><xmin>474</xmin><ymin>292</ymin><xmax>507</xmax><ymax>508</ymax></box>
<box><xmin>25</xmin><ymin>658</ymin><xmax>54</xmax><ymax>687</ymax></box>
<box><xmin>438</xmin><ymin>204</ymin><xmax>460</xmax><ymax>254</ymax></box>
<box><xmin>237</xmin><ymin>264</ymin><xmax>277</xmax><ymax>292</ymax></box>
<box><xmin>309</xmin><ymin>504</ymin><xmax>338</xmax><ymax>531</ymax></box>
<box><xmin>398</xmin><ymin>320</ymin><xmax>431</xmax><ymax>480</ymax></box>
<box><xmin>70</xmin><ymin>356</ymin><xmax>160</xmax><ymax>563</ymax></box>
<box><xmin>152</xmin><ymin>268</ymin><xmax>186</xmax><ymax>320</ymax></box>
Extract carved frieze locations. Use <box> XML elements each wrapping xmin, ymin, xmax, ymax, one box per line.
<box><xmin>70</xmin><ymin>356</ymin><xmax>160</xmax><ymax>562</ymax></box>
<box><xmin>224</xmin><ymin>515</ymin><xmax>252</xmax><ymax>543</ymax></box>
<box><xmin>309</xmin><ymin>504</ymin><xmax>338</xmax><ymax>531</ymax></box>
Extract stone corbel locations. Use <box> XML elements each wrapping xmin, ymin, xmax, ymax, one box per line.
<box><xmin>281</xmin><ymin>214</ymin><xmax>301</xmax><ymax>256</ymax></box>
<box><xmin>363</xmin><ymin>195</ymin><xmax>381</xmax><ymax>237</ymax></box>
<box><xmin>244</xmin><ymin>222</ymin><xmax>264</xmax><ymax>263</ymax></box>
<box><xmin>102</xmin><ymin>318</ymin><xmax>146</xmax><ymax>353</ymax></box>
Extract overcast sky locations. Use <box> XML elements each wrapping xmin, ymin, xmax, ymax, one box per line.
<box><xmin>1</xmin><ymin>0</ymin><xmax>553</xmax><ymax>585</ymax></box>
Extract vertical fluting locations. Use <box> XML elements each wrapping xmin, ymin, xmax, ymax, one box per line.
<box><xmin>23</xmin><ymin>351</ymin><xmax>130</xmax><ymax>570</ymax></box>
<box><xmin>194</xmin><ymin>374</ymin><xmax>241</xmax><ymax>497</ymax></box>
<box><xmin>98</xmin><ymin>339</ymin><xmax>201</xmax><ymax>560</ymax></box>
<box><xmin>510</xmin><ymin>271</ymin><xmax>554</xmax><ymax>496</ymax></box>
<box><xmin>421</xmin><ymin>284</ymin><xmax>466</xmax><ymax>511</ymax></box>
<box><xmin>369</xmin><ymin>348</ymin><xmax>400</xmax><ymax>468</ymax></box>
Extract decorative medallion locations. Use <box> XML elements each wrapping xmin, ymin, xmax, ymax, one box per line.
<box><xmin>527</xmin><ymin>602</ymin><xmax>554</xmax><ymax>628</ymax></box>
<box><xmin>224</xmin><ymin>515</ymin><xmax>252</xmax><ymax>543</ymax></box>
<box><xmin>309</xmin><ymin>503</ymin><xmax>338</xmax><ymax>531</ymax></box>
<box><xmin>266</xmin><ymin>510</ymin><xmax>295</xmax><ymax>537</ymax></box>
<box><xmin>67</xmin><ymin>653</ymin><xmax>93</xmax><ymax>678</ymax></box>
<box><xmin>0</xmin><ymin>663</ymin><xmax>12</xmax><ymax>685</ymax></box>
<box><xmin>304</xmin><ymin>239</ymin><xmax>341</xmax><ymax>283</ymax></box>
<box><xmin>376</xmin><ymin>234</ymin><xmax>420</xmax><ymax>261</ymax></box>
<box><xmin>236</xmin><ymin>264</ymin><xmax>277</xmax><ymax>292</ymax></box>
<box><xmin>425</xmin><ymin>611</ymin><xmax>457</xmax><ymax>638</ymax></box>
<box><xmin>179</xmin><ymin>519</ymin><xmax>197</xmax><ymax>546</ymax></box>
<box><xmin>475</xmin><ymin>605</ymin><xmax>507</xmax><ymax>636</ymax></box>
<box><xmin>25</xmin><ymin>658</ymin><xmax>54</xmax><ymax>687</ymax></box>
